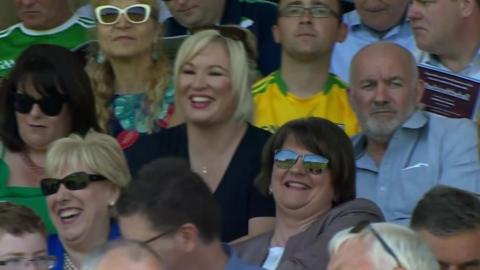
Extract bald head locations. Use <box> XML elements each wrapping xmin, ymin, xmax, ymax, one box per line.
<box><xmin>348</xmin><ymin>42</ymin><xmax>423</xmax><ymax>143</ymax></box>
<box><xmin>350</xmin><ymin>42</ymin><xmax>418</xmax><ymax>84</ymax></box>
<box><xmin>82</xmin><ymin>239</ymin><xmax>164</xmax><ymax>270</ymax></box>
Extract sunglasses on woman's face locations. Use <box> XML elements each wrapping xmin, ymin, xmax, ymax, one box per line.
<box><xmin>95</xmin><ymin>4</ymin><xmax>151</xmax><ymax>25</ymax></box>
<box><xmin>40</xmin><ymin>172</ymin><xmax>107</xmax><ymax>196</ymax></box>
<box><xmin>12</xmin><ymin>92</ymin><xmax>66</xmax><ymax>117</ymax></box>
<box><xmin>274</xmin><ymin>149</ymin><xmax>329</xmax><ymax>175</ymax></box>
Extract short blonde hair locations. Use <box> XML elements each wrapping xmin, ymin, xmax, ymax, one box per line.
<box><xmin>45</xmin><ymin>130</ymin><xmax>131</xmax><ymax>188</ymax></box>
<box><xmin>173</xmin><ymin>27</ymin><xmax>257</xmax><ymax>122</ymax></box>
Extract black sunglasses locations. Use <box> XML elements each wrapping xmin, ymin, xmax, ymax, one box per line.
<box><xmin>191</xmin><ymin>25</ymin><xmax>257</xmax><ymax>61</ymax></box>
<box><xmin>40</xmin><ymin>172</ymin><xmax>107</xmax><ymax>196</ymax></box>
<box><xmin>12</xmin><ymin>92</ymin><xmax>67</xmax><ymax>117</ymax></box>
<box><xmin>350</xmin><ymin>221</ymin><xmax>404</xmax><ymax>268</ymax></box>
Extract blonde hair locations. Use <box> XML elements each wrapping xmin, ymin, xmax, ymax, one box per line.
<box><xmin>173</xmin><ymin>27</ymin><xmax>257</xmax><ymax>122</ymax></box>
<box><xmin>45</xmin><ymin>130</ymin><xmax>131</xmax><ymax>188</ymax></box>
<box><xmin>87</xmin><ymin>0</ymin><xmax>170</xmax><ymax>132</ymax></box>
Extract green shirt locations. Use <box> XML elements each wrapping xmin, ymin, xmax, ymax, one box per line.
<box><xmin>0</xmin><ymin>15</ymin><xmax>94</xmax><ymax>78</ymax></box>
<box><xmin>0</xmin><ymin>145</ymin><xmax>55</xmax><ymax>234</ymax></box>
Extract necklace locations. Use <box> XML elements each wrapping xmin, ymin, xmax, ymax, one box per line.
<box><xmin>200</xmin><ymin>166</ymin><xmax>208</xmax><ymax>175</ymax></box>
<box><xmin>64</xmin><ymin>253</ymin><xmax>79</xmax><ymax>270</ymax></box>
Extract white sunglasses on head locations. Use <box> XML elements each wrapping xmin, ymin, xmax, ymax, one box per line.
<box><xmin>95</xmin><ymin>4</ymin><xmax>152</xmax><ymax>25</ymax></box>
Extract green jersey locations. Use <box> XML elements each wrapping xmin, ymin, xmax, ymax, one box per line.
<box><xmin>0</xmin><ymin>15</ymin><xmax>95</xmax><ymax>78</ymax></box>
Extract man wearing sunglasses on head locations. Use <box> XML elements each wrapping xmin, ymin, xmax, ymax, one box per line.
<box><xmin>0</xmin><ymin>0</ymin><xmax>95</xmax><ymax>78</ymax></box>
<box><xmin>252</xmin><ymin>0</ymin><xmax>359</xmax><ymax>136</ymax></box>
<box><xmin>411</xmin><ymin>186</ymin><xmax>480</xmax><ymax>270</ymax></box>
<box><xmin>327</xmin><ymin>222</ymin><xmax>440</xmax><ymax>270</ymax></box>
<box><xmin>162</xmin><ymin>0</ymin><xmax>280</xmax><ymax>76</ymax></box>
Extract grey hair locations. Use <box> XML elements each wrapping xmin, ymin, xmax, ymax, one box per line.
<box><xmin>81</xmin><ymin>239</ymin><xmax>163</xmax><ymax>270</ymax></box>
<box><xmin>328</xmin><ymin>222</ymin><xmax>440</xmax><ymax>270</ymax></box>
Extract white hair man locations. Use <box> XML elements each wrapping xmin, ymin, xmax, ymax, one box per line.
<box><xmin>327</xmin><ymin>222</ymin><xmax>439</xmax><ymax>270</ymax></box>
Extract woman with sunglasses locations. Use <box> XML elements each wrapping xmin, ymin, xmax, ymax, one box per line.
<box><xmin>234</xmin><ymin>117</ymin><xmax>384</xmax><ymax>270</ymax></box>
<box><xmin>125</xmin><ymin>26</ymin><xmax>275</xmax><ymax>242</ymax></box>
<box><xmin>87</xmin><ymin>0</ymin><xmax>180</xmax><ymax>150</ymax></box>
<box><xmin>0</xmin><ymin>44</ymin><xmax>99</xmax><ymax>234</ymax></box>
<box><xmin>43</xmin><ymin>130</ymin><xmax>130</xmax><ymax>270</ymax></box>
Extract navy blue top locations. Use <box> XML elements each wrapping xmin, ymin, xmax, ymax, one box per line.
<box><xmin>163</xmin><ymin>0</ymin><xmax>281</xmax><ymax>76</ymax></box>
<box><xmin>47</xmin><ymin>222</ymin><xmax>121</xmax><ymax>270</ymax></box>
<box><xmin>125</xmin><ymin>123</ymin><xmax>276</xmax><ymax>242</ymax></box>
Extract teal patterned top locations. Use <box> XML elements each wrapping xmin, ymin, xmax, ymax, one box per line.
<box><xmin>111</xmin><ymin>84</ymin><xmax>175</xmax><ymax>135</ymax></box>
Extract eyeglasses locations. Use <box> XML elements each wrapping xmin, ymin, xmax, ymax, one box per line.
<box><xmin>350</xmin><ymin>221</ymin><xmax>404</xmax><ymax>268</ymax></box>
<box><xmin>191</xmin><ymin>25</ymin><xmax>257</xmax><ymax>60</ymax></box>
<box><xmin>95</xmin><ymin>4</ymin><xmax>152</xmax><ymax>25</ymax></box>
<box><xmin>143</xmin><ymin>230</ymin><xmax>174</xmax><ymax>244</ymax></box>
<box><xmin>40</xmin><ymin>172</ymin><xmax>107</xmax><ymax>196</ymax></box>
<box><xmin>12</xmin><ymin>93</ymin><xmax>66</xmax><ymax>117</ymax></box>
<box><xmin>274</xmin><ymin>149</ymin><xmax>329</xmax><ymax>175</ymax></box>
<box><xmin>278</xmin><ymin>5</ymin><xmax>340</xmax><ymax>19</ymax></box>
<box><xmin>0</xmin><ymin>255</ymin><xmax>56</xmax><ymax>270</ymax></box>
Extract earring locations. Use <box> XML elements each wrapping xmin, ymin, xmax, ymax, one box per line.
<box><xmin>109</xmin><ymin>201</ymin><xmax>116</xmax><ymax>207</ymax></box>
<box><xmin>268</xmin><ymin>187</ymin><xmax>273</xmax><ymax>195</ymax></box>
<box><xmin>96</xmin><ymin>50</ymin><xmax>105</xmax><ymax>64</ymax></box>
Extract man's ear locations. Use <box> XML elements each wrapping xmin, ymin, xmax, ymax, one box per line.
<box><xmin>415</xmin><ymin>79</ymin><xmax>425</xmax><ymax>104</ymax></box>
<box><xmin>175</xmin><ymin>223</ymin><xmax>199</xmax><ymax>253</ymax></box>
<box><xmin>336</xmin><ymin>22</ymin><xmax>347</xmax><ymax>43</ymax></box>
<box><xmin>272</xmin><ymin>25</ymin><xmax>281</xmax><ymax>44</ymax></box>
<box><xmin>459</xmin><ymin>0</ymin><xmax>476</xmax><ymax>17</ymax></box>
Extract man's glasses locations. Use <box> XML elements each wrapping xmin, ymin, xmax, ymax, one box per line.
<box><xmin>95</xmin><ymin>4</ymin><xmax>152</xmax><ymax>25</ymax></box>
<box><xmin>40</xmin><ymin>172</ymin><xmax>107</xmax><ymax>196</ymax></box>
<box><xmin>278</xmin><ymin>5</ymin><xmax>340</xmax><ymax>19</ymax></box>
<box><xmin>274</xmin><ymin>149</ymin><xmax>329</xmax><ymax>175</ymax></box>
<box><xmin>12</xmin><ymin>93</ymin><xmax>66</xmax><ymax>117</ymax></box>
<box><xmin>191</xmin><ymin>25</ymin><xmax>257</xmax><ymax>61</ymax></box>
<box><xmin>143</xmin><ymin>229</ymin><xmax>174</xmax><ymax>244</ymax></box>
<box><xmin>0</xmin><ymin>255</ymin><xmax>56</xmax><ymax>270</ymax></box>
<box><xmin>350</xmin><ymin>221</ymin><xmax>404</xmax><ymax>268</ymax></box>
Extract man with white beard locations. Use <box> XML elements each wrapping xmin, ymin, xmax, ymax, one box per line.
<box><xmin>348</xmin><ymin>41</ymin><xmax>480</xmax><ymax>225</ymax></box>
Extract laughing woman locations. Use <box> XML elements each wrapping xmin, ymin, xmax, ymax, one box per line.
<box><xmin>234</xmin><ymin>118</ymin><xmax>384</xmax><ymax>270</ymax></box>
<box><xmin>87</xmin><ymin>0</ymin><xmax>180</xmax><ymax>149</ymax></box>
<box><xmin>44</xmin><ymin>131</ymin><xmax>130</xmax><ymax>270</ymax></box>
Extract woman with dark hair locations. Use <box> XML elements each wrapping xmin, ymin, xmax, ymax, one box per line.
<box><xmin>234</xmin><ymin>117</ymin><xmax>384</xmax><ymax>270</ymax></box>
<box><xmin>0</xmin><ymin>44</ymin><xmax>99</xmax><ymax>234</ymax></box>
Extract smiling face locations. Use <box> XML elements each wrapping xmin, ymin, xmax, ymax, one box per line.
<box><xmin>96</xmin><ymin>0</ymin><xmax>161</xmax><ymax>60</ymax></box>
<box><xmin>15</xmin><ymin>79</ymin><xmax>72</xmax><ymax>152</ymax></box>
<box><xmin>165</xmin><ymin>0</ymin><xmax>225</xmax><ymax>28</ymax></box>
<box><xmin>14</xmin><ymin>0</ymin><xmax>72</xmax><ymax>30</ymax></box>
<box><xmin>177</xmin><ymin>40</ymin><xmax>236</xmax><ymax>127</ymax></box>
<box><xmin>349</xmin><ymin>43</ymin><xmax>423</xmax><ymax>142</ymax></box>
<box><xmin>271</xmin><ymin>135</ymin><xmax>334</xmax><ymax>219</ymax></box>
<box><xmin>407</xmin><ymin>0</ymin><xmax>463</xmax><ymax>54</ymax></box>
<box><xmin>274</xmin><ymin>0</ymin><xmax>346</xmax><ymax>60</ymax></box>
<box><xmin>355</xmin><ymin>0</ymin><xmax>410</xmax><ymax>32</ymax></box>
<box><xmin>46</xmin><ymin>164</ymin><xmax>119</xmax><ymax>247</ymax></box>
<box><xmin>0</xmin><ymin>232</ymin><xmax>49</xmax><ymax>270</ymax></box>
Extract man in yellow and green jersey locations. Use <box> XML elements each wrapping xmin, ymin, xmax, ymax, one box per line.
<box><xmin>252</xmin><ymin>0</ymin><xmax>360</xmax><ymax>136</ymax></box>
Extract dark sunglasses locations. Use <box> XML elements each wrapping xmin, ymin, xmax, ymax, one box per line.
<box><xmin>95</xmin><ymin>4</ymin><xmax>152</xmax><ymax>25</ymax></box>
<box><xmin>12</xmin><ymin>92</ymin><xmax>66</xmax><ymax>117</ymax></box>
<box><xmin>191</xmin><ymin>25</ymin><xmax>257</xmax><ymax>61</ymax></box>
<box><xmin>274</xmin><ymin>149</ymin><xmax>329</xmax><ymax>175</ymax></box>
<box><xmin>350</xmin><ymin>221</ymin><xmax>404</xmax><ymax>268</ymax></box>
<box><xmin>40</xmin><ymin>172</ymin><xmax>107</xmax><ymax>196</ymax></box>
